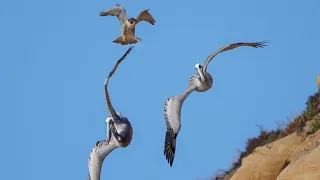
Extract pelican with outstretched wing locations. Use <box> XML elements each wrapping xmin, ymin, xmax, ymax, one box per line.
<box><xmin>88</xmin><ymin>47</ymin><xmax>134</xmax><ymax>180</ymax></box>
<box><xmin>192</xmin><ymin>41</ymin><xmax>268</xmax><ymax>92</ymax></box>
<box><xmin>163</xmin><ymin>41</ymin><xmax>268</xmax><ymax>167</ymax></box>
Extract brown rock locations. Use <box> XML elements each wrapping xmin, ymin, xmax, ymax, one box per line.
<box><xmin>277</xmin><ymin>130</ymin><xmax>320</xmax><ymax>180</ymax></box>
<box><xmin>287</xmin><ymin>120</ymin><xmax>320</xmax><ymax>163</ymax></box>
<box><xmin>230</xmin><ymin>133</ymin><xmax>304</xmax><ymax>180</ymax></box>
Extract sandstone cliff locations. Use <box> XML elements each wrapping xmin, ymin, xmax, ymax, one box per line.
<box><xmin>213</xmin><ymin>79</ymin><xmax>320</xmax><ymax>180</ymax></box>
<box><xmin>230</xmin><ymin>116</ymin><xmax>320</xmax><ymax>180</ymax></box>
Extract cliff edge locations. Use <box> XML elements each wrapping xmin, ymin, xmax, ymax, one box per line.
<box><xmin>213</xmin><ymin>77</ymin><xmax>320</xmax><ymax>180</ymax></box>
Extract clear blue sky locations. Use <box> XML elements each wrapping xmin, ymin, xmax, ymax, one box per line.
<box><xmin>1</xmin><ymin>0</ymin><xmax>320</xmax><ymax>180</ymax></box>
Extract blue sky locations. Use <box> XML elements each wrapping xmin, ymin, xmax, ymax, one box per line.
<box><xmin>1</xmin><ymin>0</ymin><xmax>320</xmax><ymax>179</ymax></box>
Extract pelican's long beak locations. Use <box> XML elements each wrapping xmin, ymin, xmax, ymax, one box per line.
<box><xmin>106</xmin><ymin>121</ymin><xmax>111</xmax><ymax>144</ymax></box>
<box><xmin>196</xmin><ymin>64</ymin><xmax>206</xmax><ymax>82</ymax></box>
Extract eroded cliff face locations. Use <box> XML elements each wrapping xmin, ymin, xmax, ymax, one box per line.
<box><xmin>229</xmin><ymin>116</ymin><xmax>320</xmax><ymax>180</ymax></box>
<box><xmin>213</xmin><ymin>78</ymin><xmax>320</xmax><ymax>180</ymax></box>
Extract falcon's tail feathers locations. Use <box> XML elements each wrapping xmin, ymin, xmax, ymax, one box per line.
<box><xmin>113</xmin><ymin>36</ymin><xmax>138</xmax><ymax>45</ymax></box>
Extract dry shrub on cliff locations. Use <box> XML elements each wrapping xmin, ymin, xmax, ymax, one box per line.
<box><xmin>307</xmin><ymin>116</ymin><xmax>320</xmax><ymax>135</ymax></box>
<box><xmin>284</xmin><ymin>115</ymin><xmax>305</xmax><ymax>135</ymax></box>
<box><xmin>284</xmin><ymin>90</ymin><xmax>320</xmax><ymax>135</ymax></box>
<box><xmin>212</xmin><ymin>127</ymin><xmax>285</xmax><ymax>180</ymax></box>
<box><xmin>306</xmin><ymin>90</ymin><xmax>320</xmax><ymax>116</ymax></box>
<box><xmin>237</xmin><ymin>127</ymin><xmax>285</xmax><ymax>165</ymax></box>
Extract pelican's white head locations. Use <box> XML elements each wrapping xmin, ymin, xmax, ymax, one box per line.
<box><xmin>105</xmin><ymin>116</ymin><xmax>112</xmax><ymax>124</ymax></box>
<box><xmin>194</xmin><ymin>63</ymin><xmax>205</xmax><ymax>82</ymax></box>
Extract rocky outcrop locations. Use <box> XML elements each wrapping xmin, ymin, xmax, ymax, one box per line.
<box><xmin>277</xmin><ymin>130</ymin><xmax>320</xmax><ymax>180</ymax></box>
<box><xmin>229</xmin><ymin>117</ymin><xmax>320</xmax><ymax>180</ymax></box>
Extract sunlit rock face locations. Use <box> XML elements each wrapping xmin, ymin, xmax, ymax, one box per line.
<box><xmin>230</xmin><ymin>133</ymin><xmax>304</xmax><ymax>180</ymax></box>
<box><xmin>229</xmin><ymin>117</ymin><xmax>320</xmax><ymax>180</ymax></box>
<box><xmin>277</xmin><ymin>129</ymin><xmax>320</xmax><ymax>180</ymax></box>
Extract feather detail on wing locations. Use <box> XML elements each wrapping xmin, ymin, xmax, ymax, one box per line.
<box><xmin>164</xmin><ymin>98</ymin><xmax>178</xmax><ymax>167</ymax></box>
<box><xmin>99</xmin><ymin>4</ymin><xmax>128</xmax><ymax>26</ymax></box>
<box><xmin>203</xmin><ymin>41</ymin><xmax>268</xmax><ymax>72</ymax></box>
<box><xmin>163</xmin><ymin>97</ymin><xmax>183</xmax><ymax>167</ymax></box>
<box><xmin>136</xmin><ymin>9</ymin><xmax>156</xmax><ymax>25</ymax></box>
<box><xmin>164</xmin><ymin>119</ymin><xmax>178</xmax><ymax>167</ymax></box>
<box><xmin>88</xmin><ymin>140</ymin><xmax>118</xmax><ymax>180</ymax></box>
<box><xmin>163</xmin><ymin>85</ymin><xmax>196</xmax><ymax>167</ymax></box>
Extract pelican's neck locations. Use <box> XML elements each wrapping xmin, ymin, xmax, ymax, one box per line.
<box><xmin>178</xmin><ymin>85</ymin><xmax>196</xmax><ymax>103</ymax></box>
<box><xmin>88</xmin><ymin>139</ymin><xmax>118</xmax><ymax>180</ymax></box>
<box><xmin>196</xmin><ymin>68</ymin><xmax>206</xmax><ymax>82</ymax></box>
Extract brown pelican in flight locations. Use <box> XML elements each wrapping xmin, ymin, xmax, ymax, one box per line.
<box><xmin>99</xmin><ymin>4</ymin><xmax>156</xmax><ymax>45</ymax></box>
<box><xmin>163</xmin><ymin>41</ymin><xmax>268</xmax><ymax>167</ymax></box>
<box><xmin>88</xmin><ymin>47</ymin><xmax>134</xmax><ymax>180</ymax></box>
<box><xmin>193</xmin><ymin>41</ymin><xmax>268</xmax><ymax>92</ymax></box>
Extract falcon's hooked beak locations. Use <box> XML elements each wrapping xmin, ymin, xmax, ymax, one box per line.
<box><xmin>195</xmin><ymin>63</ymin><xmax>206</xmax><ymax>82</ymax></box>
<box><xmin>105</xmin><ymin>117</ymin><xmax>113</xmax><ymax>144</ymax></box>
<box><xmin>128</xmin><ymin>18</ymin><xmax>137</xmax><ymax>24</ymax></box>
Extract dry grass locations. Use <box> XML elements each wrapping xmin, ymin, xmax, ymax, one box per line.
<box><xmin>307</xmin><ymin>116</ymin><xmax>320</xmax><ymax>135</ymax></box>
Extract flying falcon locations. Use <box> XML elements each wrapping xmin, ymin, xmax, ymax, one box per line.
<box><xmin>99</xmin><ymin>4</ymin><xmax>156</xmax><ymax>45</ymax></box>
<box><xmin>88</xmin><ymin>47</ymin><xmax>134</xmax><ymax>180</ymax></box>
<box><xmin>163</xmin><ymin>41</ymin><xmax>268</xmax><ymax>167</ymax></box>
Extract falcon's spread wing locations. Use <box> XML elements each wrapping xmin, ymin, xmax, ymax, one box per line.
<box><xmin>99</xmin><ymin>4</ymin><xmax>128</xmax><ymax>26</ymax></box>
<box><xmin>136</xmin><ymin>9</ymin><xmax>156</xmax><ymax>25</ymax></box>
<box><xmin>87</xmin><ymin>140</ymin><xmax>118</xmax><ymax>180</ymax></box>
<box><xmin>203</xmin><ymin>41</ymin><xmax>268</xmax><ymax>72</ymax></box>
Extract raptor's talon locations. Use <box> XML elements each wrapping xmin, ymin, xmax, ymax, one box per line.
<box><xmin>134</xmin><ymin>37</ymin><xmax>142</xmax><ymax>41</ymax></box>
